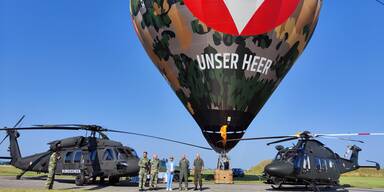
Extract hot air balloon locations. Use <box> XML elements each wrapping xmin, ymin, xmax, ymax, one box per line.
<box><xmin>130</xmin><ymin>0</ymin><xmax>322</xmax><ymax>154</ymax></box>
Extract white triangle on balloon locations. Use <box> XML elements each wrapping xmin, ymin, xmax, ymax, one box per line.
<box><xmin>223</xmin><ymin>0</ymin><xmax>266</xmax><ymax>34</ymax></box>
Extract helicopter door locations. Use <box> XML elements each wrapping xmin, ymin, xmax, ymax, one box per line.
<box><xmin>85</xmin><ymin>149</ymin><xmax>101</xmax><ymax>176</ymax></box>
<box><xmin>62</xmin><ymin>151</ymin><xmax>80</xmax><ymax>175</ymax></box>
<box><xmin>100</xmin><ymin>148</ymin><xmax>116</xmax><ymax>176</ymax></box>
<box><xmin>72</xmin><ymin>150</ymin><xmax>82</xmax><ymax>170</ymax></box>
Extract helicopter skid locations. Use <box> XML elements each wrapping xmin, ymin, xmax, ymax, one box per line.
<box><xmin>265</xmin><ymin>177</ymin><xmax>339</xmax><ymax>190</ymax></box>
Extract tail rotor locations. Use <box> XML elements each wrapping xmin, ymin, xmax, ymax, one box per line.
<box><xmin>0</xmin><ymin>115</ymin><xmax>25</xmax><ymax>146</ymax></box>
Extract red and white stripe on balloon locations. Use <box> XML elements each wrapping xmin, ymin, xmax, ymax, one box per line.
<box><xmin>183</xmin><ymin>0</ymin><xmax>301</xmax><ymax>36</ymax></box>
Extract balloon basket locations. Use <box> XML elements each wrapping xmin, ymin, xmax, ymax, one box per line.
<box><xmin>214</xmin><ymin>153</ymin><xmax>233</xmax><ymax>184</ymax></box>
<box><xmin>214</xmin><ymin>169</ymin><xmax>233</xmax><ymax>184</ymax></box>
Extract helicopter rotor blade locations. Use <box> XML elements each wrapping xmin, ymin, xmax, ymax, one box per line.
<box><xmin>266</xmin><ymin>137</ymin><xmax>299</xmax><ymax>146</ymax></box>
<box><xmin>1</xmin><ymin>124</ymin><xmax>212</xmax><ymax>150</ymax></box>
<box><xmin>315</xmin><ymin>132</ymin><xmax>384</xmax><ymax>137</ymax></box>
<box><xmin>0</xmin><ymin>135</ymin><xmax>9</xmax><ymax>146</ymax></box>
<box><xmin>106</xmin><ymin>129</ymin><xmax>212</xmax><ymax>151</ymax></box>
<box><xmin>13</xmin><ymin>115</ymin><xmax>26</xmax><ymax>128</ymax></box>
<box><xmin>33</xmin><ymin>124</ymin><xmax>100</xmax><ymax>128</ymax></box>
<box><xmin>335</xmin><ymin>137</ymin><xmax>365</xmax><ymax>143</ymax></box>
<box><xmin>0</xmin><ymin>115</ymin><xmax>27</xmax><ymax>146</ymax></box>
<box><xmin>318</xmin><ymin>136</ymin><xmax>365</xmax><ymax>143</ymax></box>
<box><xmin>218</xmin><ymin>136</ymin><xmax>295</xmax><ymax>144</ymax></box>
<box><xmin>0</xmin><ymin>126</ymin><xmax>81</xmax><ymax>131</ymax></box>
<box><xmin>34</xmin><ymin>124</ymin><xmax>85</xmax><ymax>127</ymax></box>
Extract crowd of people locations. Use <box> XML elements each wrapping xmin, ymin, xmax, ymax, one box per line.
<box><xmin>138</xmin><ymin>151</ymin><xmax>205</xmax><ymax>191</ymax></box>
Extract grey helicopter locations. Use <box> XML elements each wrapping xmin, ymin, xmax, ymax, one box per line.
<box><xmin>0</xmin><ymin>116</ymin><xmax>212</xmax><ymax>186</ymax></box>
<box><xmin>225</xmin><ymin>131</ymin><xmax>383</xmax><ymax>191</ymax></box>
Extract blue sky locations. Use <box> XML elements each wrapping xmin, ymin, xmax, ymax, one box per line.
<box><xmin>1</xmin><ymin>0</ymin><xmax>384</xmax><ymax>169</ymax></box>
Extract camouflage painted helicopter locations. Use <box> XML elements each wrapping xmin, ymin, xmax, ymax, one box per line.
<box><xmin>0</xmin><ymin>116</ymin><xmax>212</xmax><ymax>186</ymax></box>
<box><xmin>225</xmin><ymin>131</ymin><xmax>383</xmax><ymax>191</ymax></box>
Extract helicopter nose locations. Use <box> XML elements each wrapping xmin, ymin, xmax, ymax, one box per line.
<box><xmin>264</xmin><ymin>161</ymin><xmax>294</xmax><ymax>177</ymax></box>
<box><xmin>126</xmin><ymin>158</ymin><xmax>140</xmax><ymax>174</ymax></box>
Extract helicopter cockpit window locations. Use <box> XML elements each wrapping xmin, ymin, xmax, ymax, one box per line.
<box><xmin>103</xmin><ymin>148</ymin><xmax>115</xmax><ymax>161</ymax></box>
<box><xmin>315</xmin><ymin>158</ymin><xmax>322</xmax><ymax>171</ymax></box>
<box><xmin>283</xmin><ymin>150</ymin><xmax>297</xmax><ymax>163</ymax></box>
<box><xmin>115</xmin><ymin>148</ymin><xmax>129</xmax><ymax>160</ymax></box>
<box><xmin>315</xmin><ymin>157</ymin><xmax>328</xmax><ymax>172</ymax></box>
<box><xmin>130</xmin><ymin>149</ymin><xmax>138</xmax><ymax>157</ymax></box>
<box><xmin>73</xmin><ymin>151</ymin><xmax>82</xmax><ymax>163</ymax></box>
<box><xmin>322</xmin><ymin>159</ymin><xmax>328</xmax><ymax>171</ymax></box>
<box><xmin>124</xmin><ymin>149</ymin><xmax>133</xmax><ymax>156</ymax></box>
<box><xmin>275</xmin><ymin>153</ymin><xmax>282</xmax><ymax>160</ymax></box>
<box><xmin>294</xmin><ymin>156</ymin><xmax>303</xmax><ymax>170</ymax></box>
<box><xmin>329</xmin><ymin>160</ymin><xmax>334</xmax><ymax>168</ymax></box>
<box><xmin>303</xmin><ymin>154</ymin><xmax>311</xmax><ymax>170</ymax></box>
<box><xmin>65</xmin><ymin>152</ymin><xmax>74</xmax><ymax>164</ymax></box>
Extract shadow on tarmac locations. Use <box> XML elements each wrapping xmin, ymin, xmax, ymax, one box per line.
<box><xmin>265</xmin><ymin>186</ymin><xmax>349</xmax><ymax>192</ymax></box>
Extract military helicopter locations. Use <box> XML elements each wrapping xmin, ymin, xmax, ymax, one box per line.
<box><xmin>225</xmin><ymin>131</ymin><xmax>383</xmax><ymax>191</ymax></box>
<box><xmin>0</xmin><ymin>116</ymin><xmax>212</xmax><ymax>186</ymax></box>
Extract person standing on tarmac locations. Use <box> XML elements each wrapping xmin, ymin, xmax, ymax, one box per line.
<box><xmin>45</xmin><ymin>143</ymin><xmax>61</xmax><ymax>190</ymax></box>
<box><xmin>166</xmin><ymin>156</ymin><xmax>175</xmax><ymax>191</ymax></box>
<box><xmin>138</xmin><ymin>151</ymin><xmax>150</xmax><ymax>191</ymax></box>
<box><xmin>193</xmin><ymin>153</ymin><xmax>204</xmax><ymax>191</ymax></box>
<box><xmin>179</xmin><ymin>154</ymin><xmax>190</xmax><ymax>191</ymax></box>
<box><xmin>149</xmin><ymin>154</ymin><xmax>160</xmax><ymax>190</ymax></box>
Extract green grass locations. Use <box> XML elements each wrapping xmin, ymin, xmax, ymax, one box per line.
<box><xmin>342</xmin><ymin>168</ymin><xmax>384</xmax><ymax>177</ymax></box>
<box><xmin>0</xmin><ymin>165</ymin><xmax>73</xmax><ymax>179</ymax></box>
<box><xmin>0</xmin><ymin>165</ymin><xmax>41</xmax><ymax>177</ymax></box>
<box><xmin>246</xmin><ymin>160</ymin><xmax>272</xmax><ymax>175</ymax></box>
<box><xmin>340</xmin><ymin>176</ymin><xmax>384</xmax><ymax>189</ymax></box>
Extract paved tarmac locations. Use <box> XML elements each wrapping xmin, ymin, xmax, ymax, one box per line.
<box><xmin>0</xmin><ymin>176</ymin><xmax>383</xmax><ymax>192</ymax></box>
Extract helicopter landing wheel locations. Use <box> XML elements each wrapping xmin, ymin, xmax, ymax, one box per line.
<box><xmin>75</xmin><ymin>174</ymin><xmax>86</xmax><ymax>186</ymax></box>
<box><xmin>271</xmin><ymin>178</ymin><xmax>283</xmax><ymax>190</ymax></box>
<box><xmin>99</xmin><ymin>177</ymin><xmax>105</xmax><ymax>184</ymax></box>
<box><xmin>311</xmin><ymin>182</ymin><xmax>320</xmax><ymax>192</ymax></box>
<box><xmin>108</xmin><ymin>176</ymin><xmax>120</xmax><ymax>185</ymax></box>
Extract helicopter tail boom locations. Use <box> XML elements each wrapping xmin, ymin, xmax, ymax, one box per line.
<box><xmin>5</xmin><ymin>129</ymin><xmax>22</xmax><ymax>165</ymax></box>
<box><xmin>0</xmin><ymin>115</ymin><xmax>25</xmax><ymax>165</ymax></box>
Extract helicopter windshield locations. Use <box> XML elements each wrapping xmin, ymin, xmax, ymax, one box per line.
<box><xmin>115</xmin><ymin>148</ymin><xmax>131</xmax><ymax>160</ymax></box>
<box><xmin>130</xmin><ymin>149</ymin><xmax>138</xmax><ymax>157</ymax></box>
<box><xmin>275</xmin><ymin>149</ymin><xmax>297</xmax><ymax>163</ymax></box>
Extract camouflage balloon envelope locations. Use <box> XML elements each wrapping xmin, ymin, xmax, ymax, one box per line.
<box><xmin>130</xmin><ymin>0</ymin><xmax>322</xmax><ymax>153</ymax></box>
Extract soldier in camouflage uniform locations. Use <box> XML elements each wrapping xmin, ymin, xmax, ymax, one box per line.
<box><xmin>149</xmin><ymin>154</ymin><xmax>160</xmax><ymax>190</ymax></box>
<box><xmin>193</xmin><ymin>153</ymin><xmax>204</xmax><ymax>191</ymax></box>
<box><xmin>179</xmin><ymin>155</ymin><xmax>189</xmax><ymax>190</ymax></box>
<box><xmin>138</xmin><ymin>151</ymin><xmax>150</xmax><ymax>191</ymax></box>
<box><xmin>45</xmin><ymin>144</ymin><xmax>61</xmax><ymax>190</ymax></box>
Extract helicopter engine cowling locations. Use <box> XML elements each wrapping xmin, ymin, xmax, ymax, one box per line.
<box><xmin>51</xmin><ymin>137</ymin><xmax>84</xmax><ymax>148</ymax></box>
